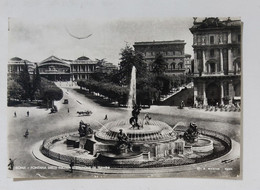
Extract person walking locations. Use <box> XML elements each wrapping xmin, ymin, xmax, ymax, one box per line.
<box><xmin>69</xmin><ymin>160</ymin><xmax>74</xmax><ymax>173</ymax></box>
<box><xmin>27</xmin><ymin>111</ymin><xmax>29</xmax><ymax>117</ymax></box>
<box><xmin>68</xmin><ymin>108</ymin><xmax>70</xmax><ymax>113</ymax></box>
<box><xmin>8</xmin><ymin>158</ymin><xmax>14</xmax><ymax>170</ymax></box>
<box><xmin>14</xmin><ymin>111</ymin><xmax>16</xmax><ymax>118</ymax></box>
<box><xmin>104</xmin><ymin>114</ymin><xmax>108</xmax><ymax>120</ymax></box>
<box><xmin>24</xmin><ymin>129</ymin><xmax>29</xmax><ymax>138</ymax></box>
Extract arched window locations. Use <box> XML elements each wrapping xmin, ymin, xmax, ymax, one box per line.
<box><xmin>233</xmin><ymin>59</ymin><xmax>241</xmax><ymax>74</ymax></box>
<box><xmin>178</xmin><ymin>62</ymin><xmax>183</xmax><ymax>69</ymax></box>
<box><xmin>206</xmin><ymin>61</ymin><xmax>217</xmax><ymax>73</ymax></box>
<box><xmin>171</xmin><ymin>62</ymin><xmax>176</xmax><ymax>70</ymax></box>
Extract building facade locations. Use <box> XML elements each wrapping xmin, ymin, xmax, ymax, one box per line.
<box><xmin>38</xmin><ymin>56</ymin><xmax>71</xmax><ymax>81</ymax></box>
<box><xmin>95</xmin><ymin>62</ymin><xmax>118</xmax><ymax>74</ymax></box>
<box><xmin>133</xmin><ymin>40</ymin><xmax>190</xmax><ymax>75</ymax></box>
<box><xmin>70</xmin><ymin>56</ymin><xmax>98</xmax><ymax>81</ymax></box>
<box><xmin>190</xmin><ymin>17</ymin><xmax>241</xmax><ymax>106</ymax></box>
<box><xmin>8</xmin><ymin>55</ymin><xmax>102</xmax><ymax>81</ymax></box>
<box><xmin>8</xmin><ymin>57</ymin><xmax>35</xmax><ymax>76</ymax></box>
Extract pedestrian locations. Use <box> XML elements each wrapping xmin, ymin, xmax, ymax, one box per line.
<box><xmin>104</xmin><ymin>114</ymin><xmax>108</xmax><ymax>120</ymax></box>
<box><xmin>14</xmin><ymin>111</ymin><xmax>16</xmax><ymax>118</ymax></box>
<box><xmin>8</xmin><ymin>158</ymin><xmax>14</xmax><ymax>170</ymax></box>
<box><xmin>69</xmin><ymin>160</ymin><xmax>74</xmax><ymax>173</ymax></box>
<box><xmin>27</xmin><ymin>111</ymin><xmax>29</xmax><ymax>117</ymax></box>
<box><xmin>24</xmin><ymin>129</ymin><xmax>29</xmax><ymax>138</ymax></box>
<box><xmin>68</xmin><ymin>108</ymin><xmax>70</xmax><ymax>113</ymax></box>
<box><xmin>180</xmin><ymin>101</ymin><xmax>185</xmax><ymax>109</ymax></box>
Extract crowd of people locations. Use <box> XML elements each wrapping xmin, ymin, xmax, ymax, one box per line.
<box><xmin>193</xmin><ymin>102</ymin><xmax>241</xmax><ymax>112</ymax></box>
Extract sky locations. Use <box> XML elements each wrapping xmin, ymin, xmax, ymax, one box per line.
<box><xmin>8</xmin><ymin>17</ymin><xmax>194</xmax><ymax>65</ymax></box>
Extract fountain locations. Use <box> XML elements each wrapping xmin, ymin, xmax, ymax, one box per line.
<box><xmin>39</xmin><ymin>66</ymin><xmax>232</xmax><ymax>169</ymax></box>
<box><xmin>127</xmin><ymin>66</ymin><xmax>136</xmax><ymax>109</ymax></box>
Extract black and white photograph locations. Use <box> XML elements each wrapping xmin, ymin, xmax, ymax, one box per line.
<box><xmin>1</xmin><ymin>0</ymin><xmax>260</xmax><ymax>190</ymax></box>
<box><xmin>7</xmin><ymin>16</ymin><xmax>242</xmax><ymax>179</ymax></box>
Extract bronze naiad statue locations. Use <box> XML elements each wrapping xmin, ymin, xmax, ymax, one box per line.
<box><xmin>117</xmin><ymin>129</ymin><xmax>132</xmax><ymax>152</ymax></box>
<box><xmin>129</xmin><ymin>105</ymin><xmax>142</xmax><ymax>129</ymax></box>
<box><xmin>78</xmin><ymin>120</ymin><xmax>93</xmax><ymax>137</ymax></box>
<box><xmin>183</xmin><ymin>122</ymin><xmax>199</xmax><ymax>143</ymax></box>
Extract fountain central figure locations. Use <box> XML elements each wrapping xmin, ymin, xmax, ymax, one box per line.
<box><xmin>129</xmin><ymin>105</ymin><xmax>142</xmax><ymax>129</ymax></box>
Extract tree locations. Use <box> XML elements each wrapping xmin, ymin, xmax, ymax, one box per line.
<box><xmin>7</xmin><ymin>78</ymin><xmax>25</xmax><ymax>101</ymax></box>
<box><xmin>18</xmin><ymin>61</ymin><xmax>32</xmax><ymax>100</ymax></box>
<box><xmin>151</xmin><ymin>53</ymin><xmax>168</xmax><ymax>75</ymax></box>
<box><xmin>41</xmin><ymin>78</ymin><xmax>63</xmax><ymax>108</ymax></box>
<box><xmin>32</xmin><ymin>63</ymin><xmax>41</xmax><ymax>99</ymax></box>
<box><xmin>119</xmin><ymin>45</ymin><xmax>147</xmax><ymax>85</ymax></box>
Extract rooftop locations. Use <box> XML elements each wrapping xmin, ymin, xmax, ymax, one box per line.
<box><xmin>134</xmin><ymin>40</ymin><xmax>185</xmax><ymax>46</ymax></box>
<box><xmin>10</xmin><ymin>57</ymin><xmax>23</xmax><ymax>61</ymax></box>
<box><xmin>39</xmin><ymin>55</ymin><xmax>70</xmax><ymax>66</ymax></box>
<box><xmin>77</xmin><ymin>56</ymin><xmax>90</xmax><ymax>60</ymax></box>
<box><xmin>190</xmin><ymin>17</ymin><xmax>242</xmax><ymax>33</ymax></box>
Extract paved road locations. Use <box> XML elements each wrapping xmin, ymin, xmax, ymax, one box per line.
<box><xmin>7</xmin><ymin>86</ymin><xmax>241</xmax><ymax>179</ymax></box>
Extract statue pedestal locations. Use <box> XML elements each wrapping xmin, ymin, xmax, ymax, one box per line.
<box><xmin>118</xmin><ymin>145</ymin><xmax>128</xmax><ymax>154</ymax></box>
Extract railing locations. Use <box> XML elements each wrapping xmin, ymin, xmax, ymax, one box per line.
<box><xmin>70</xmin><ymin>71</ymin><xmax>94</xmax><ymax>73</ymax></box>
<box><xmin>40</xmin><ymin>70</ymin><xmax>70</xmax><ymax>74</ymax></box>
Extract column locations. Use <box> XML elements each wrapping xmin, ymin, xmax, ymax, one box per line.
<box><xmin>228</xmin><ymin>48</ymin><xmax>233</xmax><ymax>74</ymax></box>
<box><xmin>202</xmin><ymin>82</ymin><xmax>207</xmax><ymax>105</ymax></box>
<box><xmin>220</xmin><ymin>81</ymin><xmax>224</xmax><ymax>105</ymax></box>
<box><xmin>228</xmin><ymin>82</ymin><xmax>235</xmax><ymax>104</ymax></box>
<box><xmin>194</xmin><ymin>84</ymin><xmax>198</xmax><ymax>106</ymax></box>
<box><xmin>202</xmin><ymin>50</ymin><xmax>206</xmax><ymax>73</ymax></box>
<box><xmin>228</xmin><ymin>31</ymin><xmax>231</xmax><ymax>44</ymax></box>
<box><xmin>220</xmin><ymin>48</ymin><xmax>224</xmax><ymax>74</ymax></box>
<box><xmin>194</xmin><ymin>50</ymin><xmax>199</xmax><ymax>75</ymax></box>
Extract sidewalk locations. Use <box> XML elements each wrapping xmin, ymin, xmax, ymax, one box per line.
<box><xmin>141</xmin><ymin>105</ymin><xmax>241</xmax><ymax>119</ymax></box>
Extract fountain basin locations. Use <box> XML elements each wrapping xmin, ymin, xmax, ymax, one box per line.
<box><xmin>95</xmin><ymin>119</ymin><xmax>178</xmax><ymax>144</ymax></box>
<box><xmin>187</xmin><ymin>138</ymin><xmax>214</xmax><ymax>152</ymax></box>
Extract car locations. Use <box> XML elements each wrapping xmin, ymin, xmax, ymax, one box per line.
<box><xmin>63</xmin><ymin>99</ymin><xmax>69</xmax><ymax>104</ymax></box>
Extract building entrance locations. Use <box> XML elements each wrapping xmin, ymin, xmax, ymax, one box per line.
<box><xmin>206</xmin><ymin>82</ymin><xmax>221</xmax><ymax>106</ymax></box>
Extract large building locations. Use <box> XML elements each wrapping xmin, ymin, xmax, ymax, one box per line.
<box><xmin>38</xmin><ymin>56</ymin><xmax>71</xmax><ymax>81</ymax></box>
<box><xmin>70</xmin><ymin>56</ymin><xmax>98</xmax><ymax>81</ymax></box>
<box><xmin>190</xmin><ymin>17</ymin><xmax>241</xmax><ymax>106</ymax></box>
<box><xmin>133</xmin><ymin>40</ymin><xmax>190</xmax><ymax>75</ymax></box>
<box><xmin>8</xmin><ymin>57</ymin><xmax>35</xmax><ymax>76</ymax></box>
<box><xmin>8</xmin><ymin>55</ymin><xmax>112</xmax><ymax>81</ymax></box>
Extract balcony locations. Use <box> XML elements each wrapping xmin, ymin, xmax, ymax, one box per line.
<box><xmin>39</xmin><ymin>69</ymin><xmax>70</xmax><ymax>74</ymax></box>
<box><xmin>70</xmin><ymin>70</ymin><xmax>94</xmax><ymax>73</ymax></box>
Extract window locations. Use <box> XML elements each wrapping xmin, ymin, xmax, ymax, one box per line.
<box><xmin>210</xmin><ymin>36</ymin><xmax>214</xmax><ymax>44</ymax></box>
<box><xmin>197</xmin><ymin>50</ymin><xmax>202</xmax><ymax>59</ymax></box>
<box><xmin>223</xmin><ymin>33</ymin><xmax>228</xmax><ymax>43</ymax></box>
<box><xmin>210</xmin><ymin>49</ymin><xmax>215</xmax><ymax>57</ymax></box>
<box><xmin>197</xmin><ymin>36</ymin><xmax>201</xmax><ymax>44</ymax></box>
<box><xmin>167</xmin><ymin>51</ymin><xmax>173</xmax><ymax>55</ymax></box>
<box><xmin>238</xmin><ymin>34</ymin><xmax>241</xmax><ymax>42</ymax></box>
<box><xmin>175</xmin><ymin>51</ymin><xmax>181</xmax><ymax>56</ymax></box>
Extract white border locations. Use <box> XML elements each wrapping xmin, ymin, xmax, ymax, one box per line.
<box><xmin>1</xmin><ymin>0</ymin><xmax>260</xmax><ymax>190</ymax></box>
